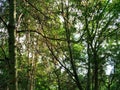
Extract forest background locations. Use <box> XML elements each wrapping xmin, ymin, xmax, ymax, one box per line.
<box><xmin>0</xmin><ymin>0</ymin><xmax>120</xmax><ymax>90</ymax></box>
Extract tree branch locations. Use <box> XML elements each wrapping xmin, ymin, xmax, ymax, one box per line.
<box><xmin>17</xmin><ymin>30</ymin><xmax>67</xmax><ymax>41</ymax></box>
<box><xmin>17</xmin><ymin>29</ymin><xmax>84</xmax><ymax>43</ymax></box>
<box><xmin>24</xmin><ymin>0</ymin><xmax>50</xmax><ymax>19</ymax></box>
<box><xmin>0</xmin><ymin>16</ymin><xmax>8</xmax><ymax>29</ymax></box>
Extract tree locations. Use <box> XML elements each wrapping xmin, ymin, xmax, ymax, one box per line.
<box><xmin>7</xmin><ymin>0</ymin><xmax>16</xmax><ymax>90</ymax></box>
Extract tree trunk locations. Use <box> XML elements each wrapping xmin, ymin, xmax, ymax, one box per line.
<box><xmin>64</xmin><ymin>5</ymin><xmax>83</xmax><ymax>90</ymax></box>
<box><xmin>94</xmin><ymin>52</ymin><xmax>99</xmax><ymax>90</ymax></box>
<box><xmin>8</xmin><ymin>0</ymin><xmax>16</xmax><ymax>90</ymax></box>
<box><xmin>87</xmin><ymin>44</ymin><xmax>91</xmax><ymax>90</ymax></box>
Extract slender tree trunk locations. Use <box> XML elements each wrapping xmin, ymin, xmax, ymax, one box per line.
<box><xmin>63</xmin><ymin>5</ymin><xmax>83</xmax><ymax>90</ymax></box>
<box><xmin>87</xmin><ymin>44</ymin><xmax>91</xmax><ymax>90</ymax></box>
<box><xmin>94</xmin><ymin>52</ymin><xmax>99</xmax><ymax>90</ymax></box>
<box><xmin>27</xmin><ymin>31</ymin><xmax>31</xmax><ymax>90</ymax></box>
<box><xmin>67</xmin><ymin>40</ymin><xmax>83</xmax><ymax>90</ymax></box>
<box><xmin>30</xmin><ymin>47</ymin><xmax>36</xmax><ymax>90</ymax></box>
<box><xmin>8</xmin><ymin>0</ymin><xmax>16</xmax><ymax>90</ymax></box>
<box><xmin>85</xmin><ymin>6</ymin><xmax>91</xmax><ymax>90</ymax></box>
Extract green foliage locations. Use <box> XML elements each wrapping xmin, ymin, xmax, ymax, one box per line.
<box><xmin>0</xmin><ymin>0</ymin><xmax>120</xmax><ymax>90</ymax></box>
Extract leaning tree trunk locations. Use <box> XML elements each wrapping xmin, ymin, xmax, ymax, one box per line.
<box><xmin>8</xmin><ymin>0</ymin><xmax>16</xmax><ymax>90</ymax></box>
<box><xmin>63</xmin><ymin>5</ymin><xmax>83</xmax><ymax>90</ymax></box>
